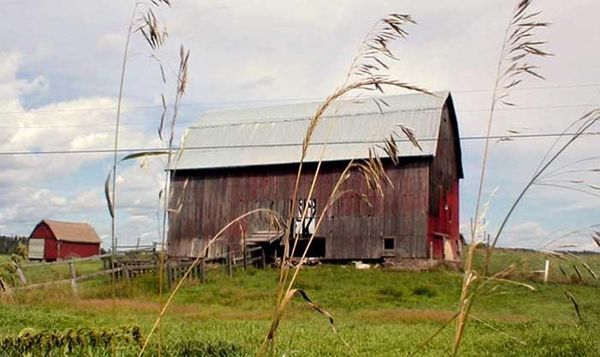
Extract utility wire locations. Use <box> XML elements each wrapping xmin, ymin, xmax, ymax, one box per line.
<box><xmin>0</xmin><ymin>131</ymin><xmax>598</xmax><ymax>156</ymax></box>
<box><xmin>0</xmin><ymin>82</ymin><xmax>598</xmax><ymax>116</ymax></box>
<box><xmin>1</xmin><ymin>102</ymin><xmax>599</xmax><ymax>130</ymax></box>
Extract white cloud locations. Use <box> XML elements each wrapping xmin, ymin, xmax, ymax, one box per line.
<box><xmin>0</xmin><ymin>52</ymin><xmax>164</xmax><ymax>246</ymax></box>
<box><xmin>498</xmin><ymin>220</ymin><xmax>600</xmax><ymax>252</ymax></box>
<box><xmin>0</xmin><ymin>54</ymin><xmax>161</xmax><ymax>186</ymax></box>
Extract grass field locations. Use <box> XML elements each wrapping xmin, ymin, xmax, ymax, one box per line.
<box><xmin>1</xmin><ymin>249</ymin><xmax>599</xmax><ymax>356</ymax></box>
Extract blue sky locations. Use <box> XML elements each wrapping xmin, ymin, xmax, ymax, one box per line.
<box><xmin>0</xmin><ymin>0</ymin><xmax>598</xmax><ymax>252</ymax></box>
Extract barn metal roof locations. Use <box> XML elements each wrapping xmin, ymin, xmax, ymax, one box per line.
<box><xmin>174</xmin><ymin>91</ymin><xmax>459</xmax><ymax>171</ymax></box>
<box><xmin>36</xmin><ymin>220</ymin><xmax>102</xmax><ymax>244</ymax></box>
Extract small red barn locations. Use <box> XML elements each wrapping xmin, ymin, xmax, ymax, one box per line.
<box><xmin>28</xmin><ymin>220</ymin><xmax>101</xmax><ymax>261</ymax></box>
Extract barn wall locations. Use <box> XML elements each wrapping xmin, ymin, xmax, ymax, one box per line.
<box><xmin>169</xmin><ymin>159</ymin><xmax>430</xmax><ymax>260</ymax></box>
<box><xmin>30</xmin><ymin>222</ymin><xmax>58</xmax><ymax>261</ymax></box>
<box><xmin>428</xmin><ymin>103</ymin><xmax>461</xmax><ymax>259</ymax></box>
<box><xmin>57</xmin><ymin>242</ymin><xmax>100</xmax><ymax>259</ymax></box>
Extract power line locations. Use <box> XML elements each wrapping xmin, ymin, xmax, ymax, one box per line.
<box><xmin>0</xmin><ymin>131</ymin><xmax>598</xmax><ymax>156</ymax></box>
<box><xmin>0</xmin><ymin>82</ymin><xmax>598</xmax><ymax>116</ymax></box>
<box><xmin>1</xmin><ymin>102</ymin><xmax>599</xmax><ymax>130</ymax></box>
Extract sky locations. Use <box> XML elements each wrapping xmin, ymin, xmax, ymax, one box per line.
<box><xmin>0</xmin><ymin>0</ymin><xmax>598</xmax><ymax>252</ymax></box>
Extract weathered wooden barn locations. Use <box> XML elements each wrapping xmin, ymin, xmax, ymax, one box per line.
<box><xmin>28</xmin><ymin>220</ymin><xmax>101</xmax><ymax>261</ymax></box>
<box><xmin>169</xmin><ymin>91</ymin><xmax>463</xmax><ymax>261</ymax></box>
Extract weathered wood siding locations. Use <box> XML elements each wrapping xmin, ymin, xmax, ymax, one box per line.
<box><xmin>428</xmin><ymin>102</ymin><xmax>461</xmax><ymax>258</ymax></box>
<box><xmin>168</xmin><ymin>158</ymin><xmax>430</xmax><ymax>260</ymax></box>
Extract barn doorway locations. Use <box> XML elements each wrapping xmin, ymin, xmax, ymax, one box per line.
<box><xmin>276</xmin><ymin>237</ymin><xmax>326</xmax><ymax>258</ymax></box>
<box><xmin>431</xmin><ymin>234</ymin><xmax>444</xmax><ymax>259</ymax></box>
<box><xmin>432</xmin><ymin>233</ymin><xmax>456</xmax><ymax>260</ymax></box>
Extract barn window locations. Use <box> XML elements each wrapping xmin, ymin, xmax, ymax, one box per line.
<box><xmin>384</xmin><ymin>237</ymin><xmax>395</xmax><ymax>250</ymax></box>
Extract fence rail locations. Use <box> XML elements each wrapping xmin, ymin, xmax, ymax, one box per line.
<box><xmin>1</xmin><ymin>244</ymin><xmax>269</xmax><ymax>294</ymax></box>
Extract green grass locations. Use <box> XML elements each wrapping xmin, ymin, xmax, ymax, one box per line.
<box><xmin>473</xmin><ymin>248</ymin><xmax>600</xmax><ymax>283</ymax></box>
<box><xmin>0</xmin><ymin>250</ymin><xmax>599</xmax><ymax>355</ymax></box>
<box><xmin>21</xmin><ymin>259</ymin><xmax>104</xmax><ymax>284</ymax></box>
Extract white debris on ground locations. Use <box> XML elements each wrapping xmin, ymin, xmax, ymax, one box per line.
<box><xmin>352</xmin><ymin>261</ymin><xmax>371</xmax><ymax>270</ymax></box>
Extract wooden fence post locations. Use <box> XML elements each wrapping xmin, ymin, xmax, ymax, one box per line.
<box><xmin>122</xmin><ymin>264</ymin><xmax>131</xmax><ymax>283</ymax></box>
<box><xmin>200</xmin><ymin>258</ymin><xmax>206</xmax><ymax>283</ymax></box>
<box><xmin>68</xmin><ymin>261</ymin><xmax>78</xmax><ymax>295</ymax></box>
<box><xmin>15</xmin><ymin>265</ymin><xmax>27</xmax><ymax>285</ymax></box>
<box><xmin>243</xmin><ymin>244</ymin><xmax>248</xmax><ymax>271</ymax></box>
<box><xmin>166</xmin><ymin>261</ymin><xmax>172</xmax><ymax>290</ymax></box>
<box><xmin>543</xmin><ymin>259</ymin><xmax>550</xmax><ymax>283</ymax></box>
<box><xmin>227</xmin><ymin>246</ymin><xmax>233</xmax><ymax>278</ymax></box>
<box><xmin>261</xmin><ymin>248</ymin><xmax>266</xmax><ymax>270</ymax></box>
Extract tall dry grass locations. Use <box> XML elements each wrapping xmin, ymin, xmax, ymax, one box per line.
<box><xmin>106</xmin><ymin>1</ymin><xmax>600</xmax><ymax>356</ymax></box>
<box><xmin>104</xmin><ymin>1</ymin><xmax>187</xmax><ymax>355</ymax></box>
<box><xmin>136</xmin><ymin>13</ymin><xmax>431</xmax><ymax>356</ymax></box>
<box><xmin>427</xmin><ymin>0</ymin><xmax>600</xmax><ymax>355</ymax></box>
<box><xmin>255</xmin><ymin>14</ymin><xmax>432</xmax><ymax>355</ymax></box>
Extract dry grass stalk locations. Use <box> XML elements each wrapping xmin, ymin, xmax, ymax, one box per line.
<box><xmin>453</xmin><ymin>1</ymin><xmax>552</xmax><ymax>354</ymax></box>
<box><xmin>109</xmin><ymin>0</ymin><xmax>171</xmax><ymax>256</ymax></box>
<box><xmin>107</xmin><ymin>1</ymin><xmax>171</xmax><ymax>346</ymax></box>
<box><xmin>105</xmin><ymin>1</ymin><xmax>175</xmax><ymax>354</ymax></box>
<box><xmin>108</xmin><ymin>2</ymin><xmax>139</xmax><ymax>323</ymax></box>
<box><xmin>261</xmin><ymin>14</ymin><xmax>429</xmax><ymax>355</ymax></box>
<box><xmin>138</xmin><ymin>208</ymin><xmax>284</xmax><ymax>356</ymax></box>
<box><xmin>593</xmin><ymin>231</ymin><xmax>600</xmax><ymax>247</ymax></box>
<box><xmin>154</xmin><ymin>45</ymin><xmax>190</xmax><ymax>355</ymax></box>
<box><xmin>450</xmin><ymin>104</ymin><xmax>600</xmax><ymax>353</ymax></box>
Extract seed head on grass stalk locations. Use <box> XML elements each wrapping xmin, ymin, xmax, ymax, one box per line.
<box><xmin>108</xmin><ymin>0</ymin><xmax>171</xmax><ymax>265</ymax></box>
<box><xmin>137</xmin><ymin>12</ymin><xmax>428</xmax><ymax>357</ymax></box>
<box><xmin>262</xmin><ymin>14</ymin><xmax>431</xmax><ymax>356</ymax></box>
<box><xmin>106</xmin><ymin>1</ymin><xmax>171</xmax><ymax>351</ymax></box>
<box><xmin>153</xmin><ymin>45</ymin><xmax>190</xmax><ymax>355</ymax></box>
<box><xmin>106</xmin><ymin>1</ymin><xmax>177</xmax><ymax>354</ymax></box>
<box><xmin>441</xmin><ymin>1</ymin><xmax>599</xmax><ymax>354</ymax></box>
<box><xmin>453</xmin><ymin>0</ymin><xmax>552</xmax><ymax>354</ymax></box>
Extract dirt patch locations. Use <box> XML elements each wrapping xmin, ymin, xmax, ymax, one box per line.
<box><xmin>72</xmin><ymin>298</ymin><xmax>272</xmax><ymax>320</ymax></box>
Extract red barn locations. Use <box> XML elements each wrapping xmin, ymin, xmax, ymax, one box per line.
<box><xmin>169</xmin><ymin>91</ymin><xmax>463</xmax><ymax>261</ymax></box>
<box><xmin>28</xmin><ymin>220</ymin><xmax>101</xmax><ymax>261</ymax></box>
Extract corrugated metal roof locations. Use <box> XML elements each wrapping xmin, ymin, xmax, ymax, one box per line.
<box><xmin>175</xmin><ymin>91</ymin><xmax>451</xmax><ymax>170</ymax></box>
<box><xmin>40</xmin><ymin>219</ymin><xmax>101</xmax><ymax>244</ymax></box>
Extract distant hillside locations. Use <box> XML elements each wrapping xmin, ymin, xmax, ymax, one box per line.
<box><xmin>473</xmin><ymin>246</ymin><xmax>600</xmax><ymax>284</ymax></box>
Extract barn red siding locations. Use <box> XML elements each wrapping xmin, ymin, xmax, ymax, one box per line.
<box><xmin>428</xmin><ymin>104</ymin><xmax>461</xmax><ymax>259</ymax></box>
<box><xmin>169</xmin><ymin>158</ymin><xmax>431</xmax><ymax>260</ymax></box>
<box><xmin>57</xmin><ymin>241</ymin><xmax>100</xmax><ymax>259</ymax></box>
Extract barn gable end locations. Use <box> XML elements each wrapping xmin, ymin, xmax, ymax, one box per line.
<box><xmin>428</xmin><ymin>95</ymin><xmax>463</xmax><ymax>260</ymax></box>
